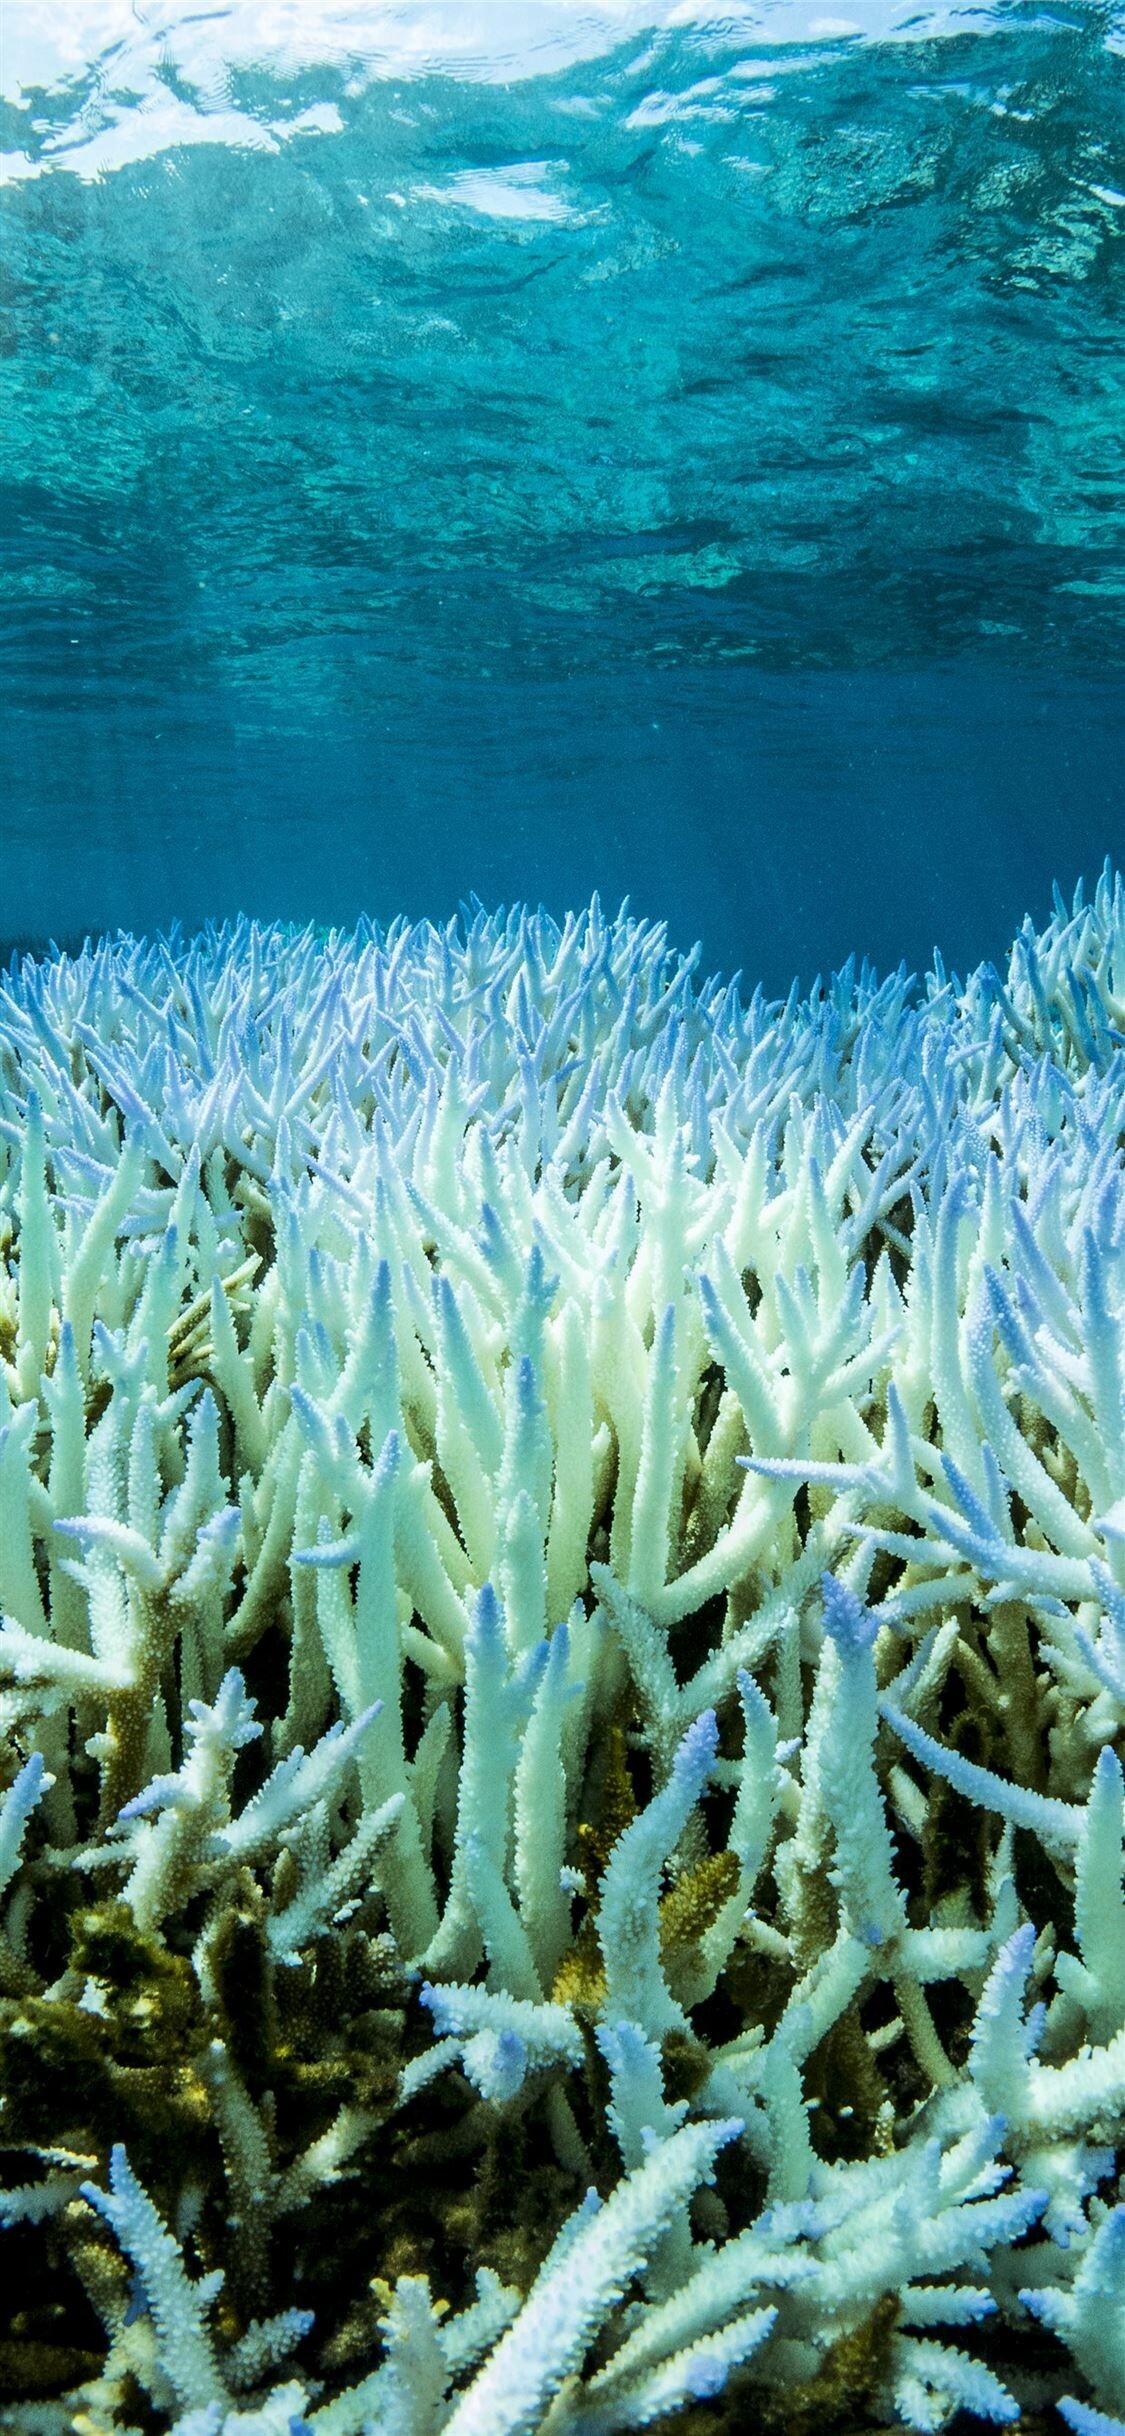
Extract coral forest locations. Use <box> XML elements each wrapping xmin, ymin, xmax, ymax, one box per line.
<box><xmin>0</xmin><ymin>871</ymin><xmax>1123</xmax><ymax>2436</ymax></box>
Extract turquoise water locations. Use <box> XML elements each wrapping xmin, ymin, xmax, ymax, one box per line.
<box><xmin>2</xmin><ymin>1</ymin><xmax>1123</xmax><ymax>981</ymax></box>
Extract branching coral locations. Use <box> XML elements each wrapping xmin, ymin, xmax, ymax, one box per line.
<box><xmin>0</xmin><ymin>870</ymin><xmax>1122</xmax><ymax>2433</ymax></box>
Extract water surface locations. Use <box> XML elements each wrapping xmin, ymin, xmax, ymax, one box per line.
<box><xmin>2</xmin><ymin>2</ymin><xmax>1122</xmax><ymax>978</ymax></box>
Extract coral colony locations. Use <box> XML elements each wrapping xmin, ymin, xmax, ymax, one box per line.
<box><xmin>0</xmin><ymin>872</ymin><xmax>1123</xmax><ymax>2436</ymax></box>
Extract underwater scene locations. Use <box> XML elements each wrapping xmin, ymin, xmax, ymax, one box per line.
<box><xmin>1</xmin><ymin>4</ymin><xmax>1125</xmax><ymax>2433</ymax></box>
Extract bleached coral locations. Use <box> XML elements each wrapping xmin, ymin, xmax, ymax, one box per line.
<box><xmin>0</xmin><ymin>870</ymin><xmax>1123</xmax><ymax>2431</ymax></box>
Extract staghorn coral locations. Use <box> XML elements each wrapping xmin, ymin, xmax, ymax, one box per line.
<box><xmin>0</xmin><ymin>870</ymin><xmax>1123</xmax><ymax>2436</ymax></box>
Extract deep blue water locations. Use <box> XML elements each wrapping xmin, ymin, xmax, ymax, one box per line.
<box><xmin>2</xmin><ymin>2</ymin><xmax>1123</xmax><ymax>988</ymax></box>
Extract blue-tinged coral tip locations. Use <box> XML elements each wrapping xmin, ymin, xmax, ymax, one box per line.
<box><xmin>820</xmin><ymin>1570</ymin><xmax>879</xmax><ymax>1654</ymax></box>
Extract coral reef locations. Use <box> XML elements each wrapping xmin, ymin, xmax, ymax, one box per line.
<box><xmin>0</xmin><ymin>872</ymin><xmax>1123</xmax><ymax>2436</ymax></box>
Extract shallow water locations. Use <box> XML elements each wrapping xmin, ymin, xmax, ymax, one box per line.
<box><xmin>2</xmin><ymin>1</ymin><xmax>1123</xmax><ymax>981</ymax></box>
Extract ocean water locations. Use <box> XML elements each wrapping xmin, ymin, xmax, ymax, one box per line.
<box><xmin>2</xmin><ymin>0</ymin><xmax>1123</xmax><ymax>986</ymax></box>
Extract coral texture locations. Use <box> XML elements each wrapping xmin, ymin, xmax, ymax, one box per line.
<box><xmin>0</xmin><ymin>873</ymin><xmax>1123</xmax><ymax>2436</ymax></box>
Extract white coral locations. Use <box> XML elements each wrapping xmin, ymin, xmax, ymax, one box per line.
<box><xmin>1</xmin><ymin>876</ymin><xmax>1123</xmax><ymax>2433</ymax></box>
